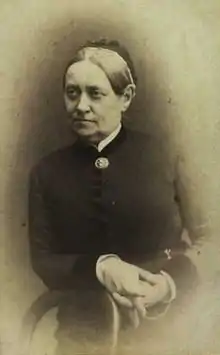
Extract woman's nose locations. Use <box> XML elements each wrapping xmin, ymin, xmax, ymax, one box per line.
<box><xmin>76</xmin><ymin>93</ymin><xmax>90</xmax><ymax>113</ymax></box>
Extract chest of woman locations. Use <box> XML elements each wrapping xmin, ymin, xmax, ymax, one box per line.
<box><xmin>42</xmin><ymin>145</ymin><xmax>182</xmax><ymax>254</ymax></box>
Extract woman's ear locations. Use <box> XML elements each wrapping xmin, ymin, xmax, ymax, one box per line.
<box><xmin>121</xmin><ymin>84</ymin><xmax>136</xmax><ymax>112</ymax></box>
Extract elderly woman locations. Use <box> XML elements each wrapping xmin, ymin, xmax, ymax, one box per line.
<box><xmin>29</xmin><ymin>39</ymin><xmax>203</xmax><ymax>354</ymax></box>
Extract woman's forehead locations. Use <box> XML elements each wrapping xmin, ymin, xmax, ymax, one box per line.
<box><xmin>67</xmin><ymin>47</ymin><xmax>126</xmax><ymax>77</ymax></box>
<box><xmin>82</xmin><ymin>47</ymin><xmax>127</xmax><ymax>68</ymax></box>
<box><xmin>65</xmin><ymin>60</ymin><xmax>113</xmax><ymax>89</ymax></box>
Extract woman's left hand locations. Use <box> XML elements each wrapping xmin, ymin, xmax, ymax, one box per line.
<box><xmin>111</xmin><ymin>268</ymin><xmax>172</xmax><ymax>318</ymax></box>
<box><xmin>137</xmin><ymin>268</ymin><xmax>171</xmax><ymax>307</ymax></box>
<box><xmin>111</xmin><ymin>270</ymin><xmax>172</xmax><ymax>328</ymax></box>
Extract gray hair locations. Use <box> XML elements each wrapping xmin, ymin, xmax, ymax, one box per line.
<box><xmin>63</xmin><ymin>40</ymin><xmax>137</xmax><ymax>95</ymax></box>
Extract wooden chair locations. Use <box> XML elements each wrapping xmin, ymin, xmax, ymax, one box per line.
<box><xmin>19</xmin><ymin>289</ymin><xmax>120</xmax><ymax>355</ymax></box>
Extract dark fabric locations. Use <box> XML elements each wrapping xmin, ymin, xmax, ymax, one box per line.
<box><xmin>55</xmin><ymin>290</ymin><xmax>116</xmax><ymax>355</ymax></box>
<box><xmin>28</xmin><ymin>127</ymin><xmax>200</xmax><ymax>292</ymax></box>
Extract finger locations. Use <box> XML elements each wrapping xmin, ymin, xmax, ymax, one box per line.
<box><xmin>138</xmin><ymin>281</ymin><xmax>160</xmax><ymax>307</ymax></box>
<box><xmin>120</xmin><ymin>286</ymin><xmax>146</xmax><ymax>298</ymax></box>
<box><xmin>112</xmin><ymin>292</ymin><xmax>134</xmax><ymax>308</ymax></box>
<box><xmin>102</xmin><ymin>272</ymin><xmax>121</xmax><ymax>293</ymax></box>
<box><xmin>143</xmin><ymin>286</ymin><xmax>164</xmax><ymax>307</ymax></box>
<box><xmin>127</xmin><ymin>308</ymin><xmax>140</xmax><ymax>328</ymax></box>
<box><xmin>102</xmin><ymin>274</ymin><xmax>145</xmax><ymax>297</ymax></box>
<box><xmin>132</xmin><ymin>297</ymin><xmax>147</xmax><ymax>318</ymax></box>
<box><xmin>137</xmin><ymin>268</ymin><xmax>159</xmax><ymax>285</ymax></box>
<box><xmin>120</xmin><ymin>278</ymin><xmax>147</xmax><ymax>297</ymax></box>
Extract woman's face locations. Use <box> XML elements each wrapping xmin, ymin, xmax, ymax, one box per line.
<box><xmin>64</xmin><ymin>60</ymin><xmax>127</xmax><ymax>143</ymax></box>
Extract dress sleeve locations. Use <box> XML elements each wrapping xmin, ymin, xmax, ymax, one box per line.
<box><xmin>28</xmin><ymin>167</ymin><xmax>100</xmax><ymax>290</ymax></box>
<box><xmin>160</xmin><ymin>153</ymin><xmax>211</xmax><ymax>297</ymax></box>
<box><xmin>174</xmin><ymin>154</ymin><xmax>209</xmax><ymax>243</ymax></box>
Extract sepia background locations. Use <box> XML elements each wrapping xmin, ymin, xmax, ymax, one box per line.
<box><xmin>0</xmin><ymin>0</ymin><xmax>220</xmax><ymax>354</ymax></box>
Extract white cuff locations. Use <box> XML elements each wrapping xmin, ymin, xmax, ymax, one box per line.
<box><xmin>96</xmin><ymin>254</ymin><xmax>120</xmax><ymax>282</ymax></box>
<box><xmin>144</xmin><ymin>271</ymin><xmax>176</xmax><ymax>320</ymax></box>
<box><xmin>96</xmin><ymin>254</ymin><xmax>120</xmax><ymax>265</ymax></box>
<box><xmin>160</xmin><ymin>270</ymin><xmax>177</xmax><ymax>303</ymax></box>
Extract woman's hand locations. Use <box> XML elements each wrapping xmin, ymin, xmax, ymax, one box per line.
<box><xmin>96</xmin><ymin>257</ymin><xmax>146</xmax><ymax>298</ymax></box>
<box><xmin>139</xmin><ymin>270</ymin><xmax>171</xmax><ymax>307</ymax></box>
<box><xmin>96</xmin><ymin>257</ymin><xmax>172</xmax><ymax>313</ymax></box>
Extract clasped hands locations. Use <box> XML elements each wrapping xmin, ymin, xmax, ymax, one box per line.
<box><xmin>96</xmin><ymin>256</ymin><xmax>172</xmax><ymax>327</ymax></box>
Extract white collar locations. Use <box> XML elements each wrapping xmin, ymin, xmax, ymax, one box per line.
<box><xmin>95</xmin><ymin>124</ymin><xmax>122</xmax><ymax>152</ymax></box>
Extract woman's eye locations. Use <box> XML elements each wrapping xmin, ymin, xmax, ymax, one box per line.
<box><xmin>66</xmin><ymin>88</ymin><xmax>79</xmax><ymax>99</ymax></box>
<box><xmin>89</xmin><ymin>89</ymin><xmax>102</xmax><ymax>99</ymax></box>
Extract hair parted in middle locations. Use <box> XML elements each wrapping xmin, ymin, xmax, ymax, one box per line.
<box><xmin>63</xmin><ymin>38</ymin><xmax>137</xmax><ymax>96</ymax></box>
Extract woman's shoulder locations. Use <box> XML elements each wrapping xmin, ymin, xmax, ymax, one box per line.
<box><xmin>124</xmin><ymin>127</ymin><xmax>177</xmax><ymax>173</ymax></box>
<box><xmin>125</xmin><ymin>127</ymin><xmax>167</xmax><ymax>153</ymax></box>
<box><xmin>30</xmin><ymin>143</ymin><xmax>77</xmax><ymax>178</ymax></box>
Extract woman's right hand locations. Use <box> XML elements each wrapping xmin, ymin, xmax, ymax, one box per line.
<box><xmin>96</xmin><ymin>256</ymin><xmax>152</xmax><ymax>321</ymax></box>
<box><xmin>96</xmin><ymin>256</ymin><xmax>173</xmax><ymax>323</ymax></box>
<box><xmin>96</xmin><ymin>256</ymin><xmax>146</xmax><ymax>298</ymax></box>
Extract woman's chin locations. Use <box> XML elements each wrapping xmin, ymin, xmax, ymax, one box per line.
<box><xmin>72</xmin><ymin>126</ymin><xmax>99</xmax><ymax>142</ymax></box>
<box><xmin>72</xmin><ymin>123</ymin><xmax>96</xmax><ymax>135</ymax></box>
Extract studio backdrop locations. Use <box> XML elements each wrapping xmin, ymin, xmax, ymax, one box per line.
<box><xmin>0</xmin><ymin>0</ymin><xmax>220</xmax><ymax>354</ymax></box>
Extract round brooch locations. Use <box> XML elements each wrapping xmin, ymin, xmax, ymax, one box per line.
<box><xmin>95</xmin><ymin>157</ymin><xmax>109</xmax><ymax>169</ymax></box>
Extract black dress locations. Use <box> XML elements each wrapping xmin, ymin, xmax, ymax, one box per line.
<box><xmin>28</xmin><ymin>126</ymin><xmax>203</xmax><ymax>354</ymax></box>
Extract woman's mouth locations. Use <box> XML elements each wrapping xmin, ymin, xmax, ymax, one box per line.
<box><xmin>73</xmin><ymin>118</ymin><xmax>96</xmax><ymax>124</ymax></box>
